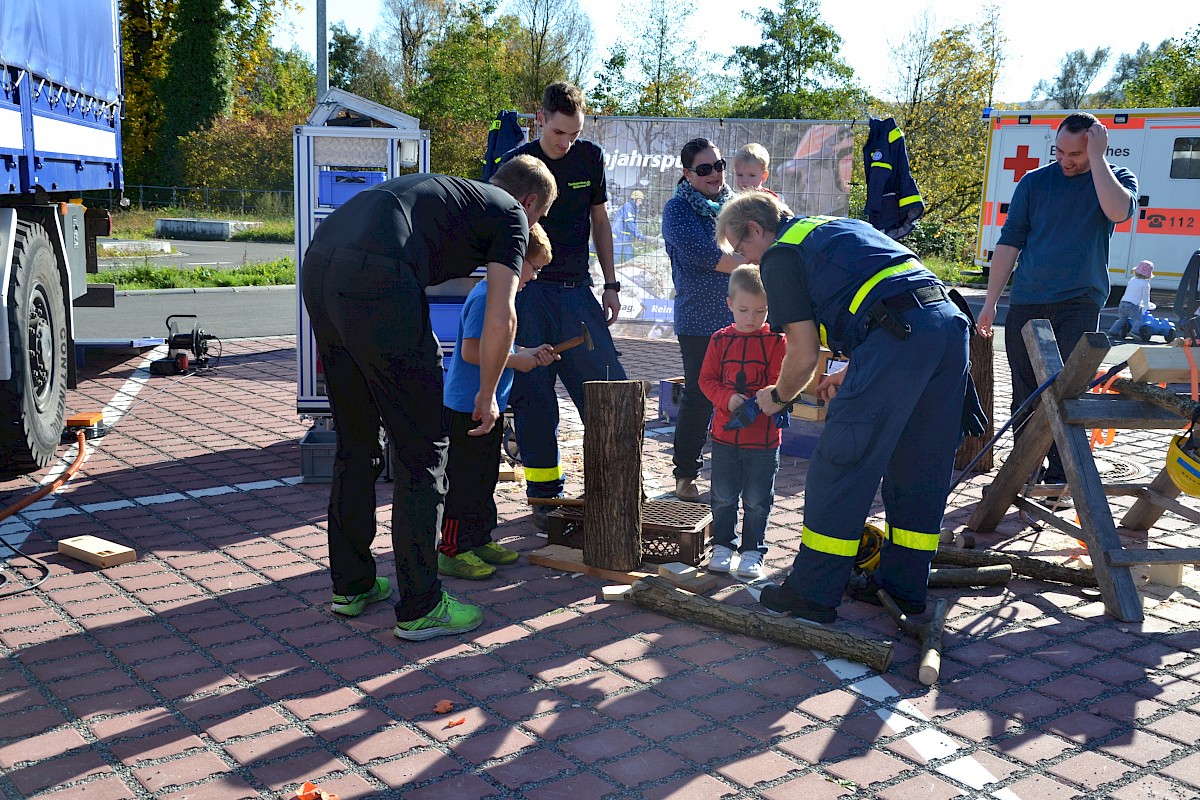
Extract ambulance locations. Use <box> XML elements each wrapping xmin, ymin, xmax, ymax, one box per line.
<box><xmin>976</xmin><ymin>107</ymin><xmax>1200</xmax><ymax>290</ymax></box>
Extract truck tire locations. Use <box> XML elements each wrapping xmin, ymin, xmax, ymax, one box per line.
<box><xmin>0</xmin><ymin>222</ymin><xmax>68</xmax><ymax>478</ymax></box>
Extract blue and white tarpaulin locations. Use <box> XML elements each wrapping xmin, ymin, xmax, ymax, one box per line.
<box><xmin>0</xmin><ymin>0</ymin><xmax>121</xmax><ymax>103</ymax></box>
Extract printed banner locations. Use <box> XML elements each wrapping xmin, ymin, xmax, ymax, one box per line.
<box><xmin>582</xmin><ymin>117</ymin><xmax>856</xmax><ymax>333</ymax></box>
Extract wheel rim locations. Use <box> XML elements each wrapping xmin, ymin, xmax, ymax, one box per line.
<box><xmin>27</xmin><ymin>282</ymin><xmax>55</xmax><ymax>413</ymax></box>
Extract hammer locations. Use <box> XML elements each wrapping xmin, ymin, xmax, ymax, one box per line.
<box><xmin>551</xmin><ymin>321</ymin><xmax>594</xmax><ymax>355</ymax></box>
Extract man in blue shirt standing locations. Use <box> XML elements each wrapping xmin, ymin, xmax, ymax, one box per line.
<box><xmin>977</xmin><ymin>112</ymin><xmax>1138</xmax><ymax>496</ymax></box>
<box><xmin>501</xmin><ymin>82</ymin><xmax>628</xmax><ymax>527</ymax></box>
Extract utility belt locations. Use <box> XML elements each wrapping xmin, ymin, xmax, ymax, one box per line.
<box><xmin>534</xmin><ymin>276</ymin><xmax>593</xmax><ymax>289</ymax></box>
<box><xmin>864</xmin><ymin>284</ymin><xmax>950</xmax><ymax>341</ymax></box>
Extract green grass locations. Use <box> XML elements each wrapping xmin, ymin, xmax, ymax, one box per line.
<box><xmin>88</xmin><ymin>257</ymin><xmax>296</xmax><ymax>289</ymax></box>
<box><xmin>923</xmin><ymin>255</ymin><xmax>985</xmax><ymax>287</ymax></box>
<box><xmin>110</xmin><ymin>206</ymin><xmax>295</xmax><ymax>243</ymax></box>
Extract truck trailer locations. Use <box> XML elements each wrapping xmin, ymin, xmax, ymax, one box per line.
<box><xmin>977</xmin><ymin>107</ymin><xmax>1200</xmax><ymax>290</ymax></box>
<box><xmin>0</xmin><ymin>0</ymin><xmax>122</xmax><ymax>477</ymax></box>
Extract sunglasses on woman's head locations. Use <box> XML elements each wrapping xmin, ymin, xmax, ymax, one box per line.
<box><xmin>688</xmin><ymin>159</ymin><xmax>726</xmax><ymax>177</ymax></box>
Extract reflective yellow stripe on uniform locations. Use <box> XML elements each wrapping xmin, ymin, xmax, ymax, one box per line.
<box><xmin>772</xmin><ymin>217</ymin><xmax>839</xmax><ymax>346</ymax></box>
<box><xmin>898</xmin><ymin>194</ymin><xmax>922</xmax><ymax>207</ymax></box>
<box><xmin>870</xmin><ymin>161</ymin><xmax>893</xmax><ymax>170</ymax></box>
<box><xmin>774</xmin><ymin>215</ymin><xmax>838</xmax><ymax>246</ymax></box>
<box><xmin>848</xmin><ymin>259</ymin><xmax>923</xmax><ymax>315</ymax></box>
<box><xmin>525</xmin><ymin>465</ymin><xmax>564</xmax><ymax>482</ymax></box>
<box><xmin>887</xmin><ymin>524</ymin><xmax>939</xmax><ymax>552</ymax></box>
<box><xmin>800</xmin><ymin>525</ymin><xmax>860</xmax><ymax>557</ymax></box>
<box><xmin>888</xmin><ymin>127</ymin><xmax>904</xmax><ymax>143</ymax></box>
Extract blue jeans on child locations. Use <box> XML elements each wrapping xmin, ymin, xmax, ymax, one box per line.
<box><xmin>710</xmin><ymin>442</ymin><xmax>779</xmax><ymax>554</ymax></box>
<box><xmin>1108</xmin><ymin>301</ymin><xmax>1141</xmax><ymax>337</ymax></box>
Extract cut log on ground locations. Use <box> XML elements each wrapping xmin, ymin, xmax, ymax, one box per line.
<box><xmin>878</xmin><ymin>592</ymin><xmax>949</xmax><ymax>686</ymax></box>
<box><xmin>629</xmin><ymin>576</ymin><xmax>893</xmax><ymax>673</ymax></box>
<box><xmin>528</xmin><ymin>497</ymin><xmax>586</xmax><ymax>507</ymax></box>
<box><xmin>583</xmin><ymin>381</ymin><xmax>645</xmax><ymax>571</ymax></box>
<box><xmin>933</xmin><ymin>546</ymin><xmax>1098</xmax><ymax>587</ymax></box>
<box><xmin>927</xmin><ymin>565</ymin><xmax>1012</xmax><ymax>587</ymax></box>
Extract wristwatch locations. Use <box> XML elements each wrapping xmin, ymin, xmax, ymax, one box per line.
<box><xmin>603</xmin><ymin>281</ymin><xmax>621</xmax><ymax>292</ymax></box>
<box><xmin>770</xmin><ymin>387</ymin><xmax>785</xmax><ymax>406</ymax></box>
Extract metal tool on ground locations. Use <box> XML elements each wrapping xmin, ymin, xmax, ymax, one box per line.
<box><xmin>151</xmin><ymin>315</ymin><xmax>218</xmax><ymax>375</ymax></box>
<box><xmin>550</xmin><ymin>321</ymin><xmax>593</xmax><ymax>355</ymax></box>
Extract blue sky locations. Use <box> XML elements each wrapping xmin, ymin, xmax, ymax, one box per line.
<box><xmin>273</xmin><ymin>0</ymin><xmax>1191</xmax><ymax>103</ymax></box>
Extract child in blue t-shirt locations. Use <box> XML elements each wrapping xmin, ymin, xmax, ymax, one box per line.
<box><xmin>439</xmin><ymin>225</ymin><xmax>558</xmax><ymax>580</ymax></box>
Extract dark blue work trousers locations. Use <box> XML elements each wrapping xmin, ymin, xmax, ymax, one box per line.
<box><xmin>510</xmin><ymin>280</ymin><xmax>627</xmax><ymax>497</ymax></box>
<box><xmin>672</xmin><ymin>335</ymin><xmax>715</xmax><ymax>480</ymax></box>
<box><xmin>783</xmin><ymin>300</ymin><xmax>970</xmax><ymax>610</ymax></box>
<box><xmin>1003</xmin><ymin>297</ymin><xmax>1099</xmax><ymax>483</ymax></box>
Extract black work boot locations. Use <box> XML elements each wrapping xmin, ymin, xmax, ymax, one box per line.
<box><xmin>759</xmin><ymin>583</ymin><xmax>837</xmax><ymax>624</ymax></box>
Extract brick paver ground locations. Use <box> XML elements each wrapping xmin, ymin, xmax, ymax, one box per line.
<box><xmin>0</xmin><ymin>335</ymin><xmax>1198</xmax><ymax>799</ymax></box>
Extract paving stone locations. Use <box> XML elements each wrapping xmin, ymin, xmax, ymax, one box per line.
<box><xmin>642</xmin><ymin>772</ymin><xmax>739</xmax><ymax>799</ymax></box>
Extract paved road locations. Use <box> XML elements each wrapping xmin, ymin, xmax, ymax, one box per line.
<box><xmin>98</xmin><ymin>239</ymin><xmax>294</xmax><ymax>271</ymax></box>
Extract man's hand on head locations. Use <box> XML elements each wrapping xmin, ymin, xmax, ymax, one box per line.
<box><xmin>1086</xmin><ymin>122</ymin><xmax>1109</xmax><ymax>162</ymax></box>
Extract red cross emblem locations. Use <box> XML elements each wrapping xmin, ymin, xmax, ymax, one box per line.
<box><xmin>1003</xmin><ymin>145</ymin><xmax>1040</xmax><ymax>182</ymax></box>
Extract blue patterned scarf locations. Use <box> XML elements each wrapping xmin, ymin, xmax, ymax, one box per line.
<box><xmin>674</xmin><ymin>179</ymin><xmax>734</xmax><ymax>220</ymax></box>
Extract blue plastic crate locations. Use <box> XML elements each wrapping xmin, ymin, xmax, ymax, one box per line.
<box><xmin>780</xmin><ymin>418</ymin><xmax>824</xmax><ymax>459</ymax></box>
<box><xmin>428</xmin><ymin>300</ymin><xmax>466</xmax><ymax>347</ymax></box>
<box><xmin>318</xmin><ymin>170</ymin><xmax>385</xmax><ymax>208</ymax></box>
<box><xmin>658</xmin><ymin>377</ymin><xmax>686</xmax><ymax>421</ymax></box>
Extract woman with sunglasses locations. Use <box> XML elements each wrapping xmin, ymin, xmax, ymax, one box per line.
<box><xmin>662</xmin><ymin>137</ymin><xmax>747</xmax><ymax>502</ymax></box>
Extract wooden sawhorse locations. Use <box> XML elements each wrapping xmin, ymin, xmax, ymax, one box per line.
<box><xmin>968</xmin><ymin>320</ymin><xmax>1200</xmax><ymax>622</ymax></box>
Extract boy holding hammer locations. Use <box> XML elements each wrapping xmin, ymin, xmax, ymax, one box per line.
<box><xmin>439</xmin><ymin>225</ymin><xmax>559</xmax><ymax>579</ymax></box>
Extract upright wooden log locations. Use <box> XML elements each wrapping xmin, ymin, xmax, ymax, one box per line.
<box><xmin>630</xmin><ymin>577</ymin><xmax>894</xmax><ymax>672</ymax></box>
<box><xmin>956</xmin><ymin>332</ymin><xmax>995</xmax><ymax>472</ymax></box>
<box><xmin>583</xmin><ymin>380</ymin><xmax>645</xmax><ymax>571</ymax></box>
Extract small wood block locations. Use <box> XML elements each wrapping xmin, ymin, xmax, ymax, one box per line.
<box><xmin>658</xmin><ymin>562</ymin><xmax>698</xmax><ymax>579</ymax></box>
<box><xmin>58</xmin><ymin>535</ymin><xmax>136</xmax><ymax>568</ymax></box>
<box><xmin>601</xmin><ymin>584</ymin><xmax>633</xmax><ymax>601</ymax></box>
<box><xmin>790</xmin><ymin>397</ymin><xmax>827</xmax><ymax>421</ymax></box>
<box><xmin>66</xmin><ymin>411</ymin><xmax>104</xmax><ymax>427</ymax></box>
<box><xmin>498</xmin><ymin>464</ymin><xmax>517</xmax><ymax>482</ymax></box>
<box><xmin>938</xmin><ymin>529</ymin><xmax>956</xmax><ymax>544</ymax></box>
<box><xmin>670</xmin><ymin>572</ymin><xmax>719</xmax><ymax>594</ymax></box>
<box><xmin>1128</xmin><ymin>347</ymin><xmax>1197</xmax><ymax>384</ymax></box>
<box><xmin>1147</xmin><ymin>563</ymin><xmax>1186</xmax><ymax>587</ymax></box>
<box><xmin>527</xmin><ymin>545</ymin><xmax>716</xmax><ymax>593</ymax></box>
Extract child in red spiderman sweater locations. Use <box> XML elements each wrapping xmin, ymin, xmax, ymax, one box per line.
<box><xmin>698</xmin><ymin>265</ymin><xmax>787</xmax><ymax>579</ymax></box>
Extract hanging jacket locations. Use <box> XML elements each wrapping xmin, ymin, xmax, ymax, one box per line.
<box><xmin>482</xmin><ymin>111</ymin><xmax>525</xmax><ymax>180</ymax></box>
<box><xmin>863</xmin><ymin>117</ymin><xmax>925</xmax><ymax>240</ymax></box>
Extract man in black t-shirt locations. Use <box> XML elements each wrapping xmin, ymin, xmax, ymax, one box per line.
<box><xmin>501</xmin><ymin>82</ymin><xmax>628</xmax><ymax>524</ymax></box>
<box><xmin>300</xmin><ymin>157</ymin><xmax>555</xmax><ymax>640</ymax></box>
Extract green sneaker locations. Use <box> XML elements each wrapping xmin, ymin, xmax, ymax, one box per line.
<box><xmin>393</xmin><ymin>591</ymin><xmax>483</xmax><ymax>641</ymax></box>
<box><xmin>437</xmin><ymin>551</ymin><xmax>496</xmax><ymax>580</ymax></box>
<box><xmin>472</xmin><ymin>541</ymin><xmax>520</xmax><ymax>565</ymax></box>
<box><xmin>331</xmin><ymin>576</ymin><xmax>391</xmax><ymax>617</ymax></box>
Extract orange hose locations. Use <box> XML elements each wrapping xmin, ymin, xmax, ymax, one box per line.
<box><xmin>0</xmin><ymin>431</ymin><xmax>87</xmax><ymax>523</ymax></box>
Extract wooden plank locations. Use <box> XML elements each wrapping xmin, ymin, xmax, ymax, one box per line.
<box><xmin>1014</xmin><ymin>495</ymin><xmax>1085</xmax><ymax>537</ymax></box>
<box><xmin>956</xmin><ymin>332</ymin><xmax>995</xmax><ymax>472</ymax></box>
<box><xmin>1127</xmin><ymin>346</ymin><xmax>1199</xmax><ymax>384</ymax></box>
<box><xmin>1112</xmin><ymin>378</ymin><xmax>1199</xmax><ymax>420</ymax></box>
<box><xmin>1059</xmin><ymin>397</ymin><xmax>1183</xmax><ymax>428</ymax></box>
<box><xmin>1025</xmin><ymin>324</ymin><xmax>1143</xmax><ymax>623</ymax></box>
<box><xmin>1130</xmin><ymin>488</ymin><xmax>1200</xmax><ymax>523</ymax></box>
<box><xmin>528</xmin><ymin>544</ymin><xmax>656</xmax><ymax>585</ymax></box>
<box><xmin>1105</xmin><ymin>547</ymin><xmax>1200</xmax><ymax>567</ymax></box>
<box><xmin>1122</xmin><ymin>466</ymin><xmax>1181</xmax><ymax>531</ymax></box>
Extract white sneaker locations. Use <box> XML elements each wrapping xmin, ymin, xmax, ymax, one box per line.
<box><xmin>737</xmin><ymin>551</ymin><xmax>763</xmax><ymax>579</ymax></box>
<box><xmin>709</xmin><ymin>545</ymin><xmax>733</xmax><ymax>573</ymax></box>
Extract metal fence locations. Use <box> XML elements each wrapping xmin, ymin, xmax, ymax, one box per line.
<box><xmin>84</xmin><ymin>185</ymin><xmax>294</xmax><ymax>216</ymax></box>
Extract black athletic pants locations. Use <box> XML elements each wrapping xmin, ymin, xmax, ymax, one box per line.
<box><xmin>439</xmin><ymin>408</ymin><xmax>502</xmax><ymax>556</ymax></box>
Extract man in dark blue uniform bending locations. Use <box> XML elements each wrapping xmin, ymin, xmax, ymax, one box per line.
<box><xmin>717</xmin><ymin>192</ymin><xmax>970</xmax><ymax>624</ymax></box>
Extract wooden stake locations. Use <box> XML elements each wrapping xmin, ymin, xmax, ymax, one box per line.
<box><xmin>629</xmin><ymin>576</ymin><xmax>894</xmax><ymax>673</ymax></box>
<box><xmin>877</xmin><ymin>591</ymin><xmax>949</xmax><ymax>685</ymax></box>
<box><xmin>583</xmin><ymin>380</ymin><xmax>645</xmax><ymax>571</ymax></box>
